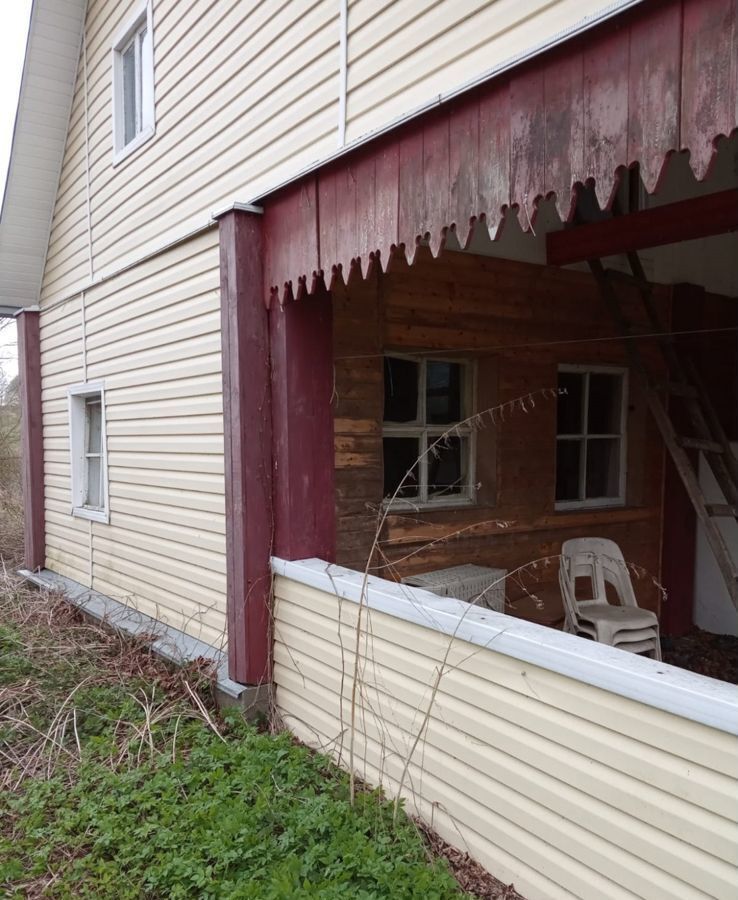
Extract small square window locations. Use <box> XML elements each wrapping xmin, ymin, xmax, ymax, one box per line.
<box><xmin>68</xmin><ymin>383</ymin><xmax>109</xmax><ymax>523</ymax></box>
<box><xmin>555</xmin><ymin>366</ymin><xmax>627</xmax><ymax>509</ymax></box>
<box><xmin>112</xmin><ymin>3</ymin><xmax>155</xmax><ymax>162</ymax></box>
<box><xmin>382</xmin><ymin>356</ymin><xmax>475</xmax><ymax>508</ymax></box>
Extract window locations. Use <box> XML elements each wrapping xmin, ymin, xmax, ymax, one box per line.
<box><xmin>382</xmin><ymin>356</ymin><xmax>475</xmax><ymax>507</ymax></box>
<box><xmin>555</xmin><ymin>366</ymin><xmax>627</xmax><ymax>509</ymax></box>
<box><xmin>112</xmin><ymin>2</ymin><xmax>154</xmax><ymax>162</ymax></box>
<box><xmin>68</xmin><ymin>383</ymin><xmax>109</xmax><ymax>523</ymax></box>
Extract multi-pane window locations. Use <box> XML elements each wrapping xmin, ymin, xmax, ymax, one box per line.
<box><xmin>382</xmin><ymin>356</ymin><xmax>474</xmax><ymax>506</ymax></box>
<box><xmin>555</xmin><ymin>366</ymin><xmax>627</xmax><ymax>508</ymax></box>
<box><xmin>112</xmin><ymin>4</ymin><xmax>154</xmax><ymax>160</ymax></box>
<box><xmin>69</xmin><ymin>384</ymin><xmax>109</xmax><ymax>523</ymax></box>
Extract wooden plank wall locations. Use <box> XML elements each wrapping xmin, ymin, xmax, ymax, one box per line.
<box><xmin>333</xmin><ymin>249</ymin><xmax>667</xmax><ymax>623</ymax></box>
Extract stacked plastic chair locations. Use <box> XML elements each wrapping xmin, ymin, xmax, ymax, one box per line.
<box><xmin>559</xmin><ymin>537</ymin><xmax>662</xmax><ymax>660</ymax></box>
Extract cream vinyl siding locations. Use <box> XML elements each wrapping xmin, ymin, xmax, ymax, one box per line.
<box><xmin>344</xmin><ymin>0</ymin><xmax>617</xmax><ymax>142</ymax></box>
<box><xmin>40</xmin><ymin>229</ymin><xmax>227</xmax><ymax>647</ymax></box>
<box><xmin>41</xmin><ymin>50</ymin><xmax>90</xmax><ymax>306</ymax></box>
<box><xmin>273</xmin><ymin>573</ymin><xmax>738</xmax><ymax>900</ymax></box>
<box><xmin>39</xmin><ymin>0</ymin><xmax>628</xmax><ymax>306</ymax></box>
<box><xmin>41</xmin><ymin>0</ymin><xmax>341</xmax><ymax>305</ymax></box>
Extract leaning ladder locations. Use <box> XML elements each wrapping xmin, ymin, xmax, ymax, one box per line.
<box><xmin>588</xmin><ymin>251</ymin><xmax>738</xmax><ymax>611</ymax></box>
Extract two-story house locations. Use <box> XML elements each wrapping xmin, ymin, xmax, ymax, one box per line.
<box><xmin>2</xmin><ymin>1</ymin><xmax>738</xmax><ymax>896</ymax></box>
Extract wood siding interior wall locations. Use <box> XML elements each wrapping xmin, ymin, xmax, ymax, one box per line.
<box><xmin>273</xmin><ymin>574</ymin><xmax>738</xmax><ymax>900</ymax></box>
<box><xmin>41</xmin><ymin>229</ymin><xmax>227</xmax><ymax>646</ymax></box>
<box><xmin>333</xmin><ymin>249</ymin><xmax>667</xmax><ymax>622</ymax></box>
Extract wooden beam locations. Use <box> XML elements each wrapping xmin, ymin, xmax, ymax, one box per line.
<box><xmin>547</xmin><ymin>189</ymin><xmax>738</xmax><ymax>266</ymax></box>
<box><xmin>16</xmin><ymin>309</ymin><xmax>45</xmax><ymax>571</ymax></box>
<box><xmin>219</xmin><ymin>210</ymin><xmax>272</xmax><ymax>686</ymax></box>
<box><xmin>270</xmin><ymin>291</ymin><xmax>336</xmax><ymax>563</ymax></box>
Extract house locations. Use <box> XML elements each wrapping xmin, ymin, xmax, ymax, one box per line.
<box><xmin>2</xmin><ymin>2</ymin><xmax>737</xmax><ymax>896</ymax></box>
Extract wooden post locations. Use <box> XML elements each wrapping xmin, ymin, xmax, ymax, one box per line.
<box><xmin>270</xmin><ymin>290</ymin><xmax>336</xmax><ymax>562</ymax></box>
<box><xmin>219</xmin><ymin>210</ymin><xmax>273</xmax><ymax>685</ymax></box>
<box><xmin>16</xmin><ymin>308</ymin><xmax>45</xmax><ymax>571</ymax></box>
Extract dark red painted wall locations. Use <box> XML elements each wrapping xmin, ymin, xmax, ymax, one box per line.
<box><xmin>263</xmin><ymin>0</ymin><xmax>738</xmax><ymax>300</ymax></box>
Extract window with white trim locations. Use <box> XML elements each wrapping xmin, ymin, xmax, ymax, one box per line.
<box><xmin>112</xmin><ymin>2</ymin><xmax>154</xmax><ymax>162</ymax></box>
<box><xmin>382</xmin><ymin>356</ymin><xmax>475</xmax><ymax>507</ymax></box>
<box><xmin>555</xmin><ymin>366</ymin><xmax>627</xmax><ymax>508</ymax></box>
<box><xmin>68</xmin><ymin>383</ymin><xmax>109</xmax><ymax>523</ymax></box>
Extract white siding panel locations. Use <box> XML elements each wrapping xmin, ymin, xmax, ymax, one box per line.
<box><xmin>38</xmin><ymin>230</ymin><xmax>227</xmax><ymax>647</ymax></box>
<box><xmin>273</xmin><ymin>575</ymin><xmax>738</xmax><ymax>900</ymax></box>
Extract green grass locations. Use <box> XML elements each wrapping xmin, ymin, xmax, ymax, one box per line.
<box><xmin>0</xmin><ymin>589</ymin><xmax>464</xmax><ymax>899</ymax></box>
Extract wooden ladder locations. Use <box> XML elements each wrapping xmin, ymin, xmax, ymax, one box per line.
<box><xmin>588</xmin><ymin>252</ymin><xmax>738</xmax><ymax>611</ymax></box>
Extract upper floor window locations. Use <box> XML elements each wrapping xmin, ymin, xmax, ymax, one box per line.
<box><xmin>555</xmin><ymin>365</ymin><xmax>627</xmax><ymax>509</ymax></box>
<box><xmin>112</xmin><ymin>2</ymin><xmax>155</xmax><ymax>163</ymax></box>
<box><xmin>383</xmin><ymin>356</ymin><xmax>475</xmax><ymax>508</ymax></box>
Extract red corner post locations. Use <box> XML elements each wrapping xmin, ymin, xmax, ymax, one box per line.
<box><xmin>219</xmin><ymin>210</ymin><xmax>273</xmax><ymax>685</ymax></box>
<box><xmin>16</xmin><ymin>308</ymin><xmax>45</xmax><ymax>571</ymax></box>
<box><xmin>270</xmin><ymin>289</ymin><xmax>336</xmax><ymax>563</ymax></box>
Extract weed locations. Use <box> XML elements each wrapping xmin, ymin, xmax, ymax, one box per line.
<box><xmin>0</xmin><ymin>574</ymin><xmax>464</xmax><ymax>899</ymax></box>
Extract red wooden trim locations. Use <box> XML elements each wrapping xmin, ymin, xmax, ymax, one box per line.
<box><xmin>547</xmin><ymin>189</ymin><xmax>738</xmax><ymax>266</ymax></box>
<box><xmin>16</xmin><ymin>309</ymin><xmax>44</xmax><ymax>571</ymax></box>
<box><xmin>219</xmin><ymin>210</ymin><xmax>273</xmax><ymax>685</ymax></box>
<box><xmin>270</xmin><ymin>291</ymin><xmax>336</xmax><ymax>562</ymax></box>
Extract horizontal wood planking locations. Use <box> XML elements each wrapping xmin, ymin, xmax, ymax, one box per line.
<box><xmin>39</xmin><ymin>230</ymin><xmax>227</xmax><ymax>646</ymax></box>
<box><xmin>274</xmin><ymin>575</ymin><xmax>738</xmax><ymax>900</ymax></box>
<box><xmin>333</xmin><ymin>250</ymin><xmax>666</xmax><ymax>618</ymax></box>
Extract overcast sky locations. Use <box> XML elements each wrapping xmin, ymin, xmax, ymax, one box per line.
<box><xmin>0</xmin><ymin>0</ymin><xmax>33</xmax><ymax>383</ymax></box>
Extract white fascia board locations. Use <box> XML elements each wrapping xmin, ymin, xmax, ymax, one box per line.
<box><xmin>0</xmin><ymin>0</ymin><xmax>87</xmax><ymax>310</ymax></box>
<box><xmin>271</xmin><ymin>557</ymin><xmax>738</xmax><ymax>736</ymax></box>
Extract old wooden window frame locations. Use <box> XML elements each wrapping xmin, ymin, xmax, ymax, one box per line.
<box><xmin>555</xmin><ymin>364</ymin><xmax>628</xmax><ymax>511</ymax></box>
<box><xmin>112</xmin><ymin>0</ymin><xmax>155</xmax><ymax>164</ymax></box>
<box><xmin>382</xmin><ymin>354</ymin><xmax>477</xmax><ymax>510</ymax></box>
<box><xmin>68</xmin><ymin>381</ymin><xmax>110</xmax><ymax>524</ymax></box>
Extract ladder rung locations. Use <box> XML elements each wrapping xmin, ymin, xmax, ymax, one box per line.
<box><xmin>660</xmin><ymin>381</ymin><xmax>698</xmax><ymax>399</ymax></box>
<box><xmin>678</xmin><ymin>437</ymin><xmax>724</xmax><ymax>453</ymax></box>
<box><xmin>707</xmin><ymin>504</ymin><xmax>738</xmax><ymax>517</ymax></box>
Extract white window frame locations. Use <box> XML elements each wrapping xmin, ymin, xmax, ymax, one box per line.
<box><xmin>111</xmin><ymin>0</ymin><xmax>155</xmax><ymax>165</ymax></box>
<box><xmin>555</xmin><ymin>364</ymin><xmax>628</xmax><ymax>511</ymax></box>
<box><xmin>382</xmin><ymin>355</ymin><xmax>477</xmax><ymax>510</ymax></box>
<box><xmin>68</xmin><ymin>381</ymin><xmax>110</xmax><ymax>524</ymax></box>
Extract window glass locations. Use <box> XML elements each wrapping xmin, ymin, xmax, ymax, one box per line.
<box><xmin>427</xmin><ymin>436</ymin><xmax>466</xmax><ymax>497</ymax></box>
<box><xmin>382</xmin><ymin>357</ymin><xmax>474</xmax><ymax>506</ymax></box>
<box><xmin>383</xmin><ymin>357</ymin><xmax>419</xmax><ymax>423</ymax></box>
<box><xmin>86</xmin><ymin>456</ymin><xmax>101</xmax><ymax>508</ymax></box>
<box><xmin>426</xmin><ymin>361</ymin><xmax>463</xmax><ymax>424</ymax></box>
<box><xmin>382</xmin><ymin>437</ymin><xmax>420</xmax><ymax>499</ymax></box>
<box><xmin>122</xmin><ymin>40</ymin><xmax>137</xmax><ymax>145</ymax></box>
<box><xmin>555</xmin><ymin>439</ymin><xmax>581</xmax><ymax>502</ymax></box>
<box><xmin>86</xmin><ymin>399</ymin><xmax>102</xmax><ymax>454</ymax></box>
<box><xmin>557</xmin><ymin>371</ymin><xmax>583</xmax><ymax>434</ymax></box>
<box><xmin>588</xmin><ymin>373</ymin><xmax>622</xmax><ymax>434</ymax></box>
<box><xmin>585</xmin><ymin>438</ymin><xmax>620</xmax><ymax>498</ymax></box>
<box><xmin>556</xmin><ymin>369</ymin><xmax>625</xmax><ymax>506</ymax></box>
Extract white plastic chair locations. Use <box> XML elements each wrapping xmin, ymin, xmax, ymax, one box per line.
<box><xmin>559</xmin><ymin>538</ymin><xmax>661</xmax><ymax>660</ymax></box>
